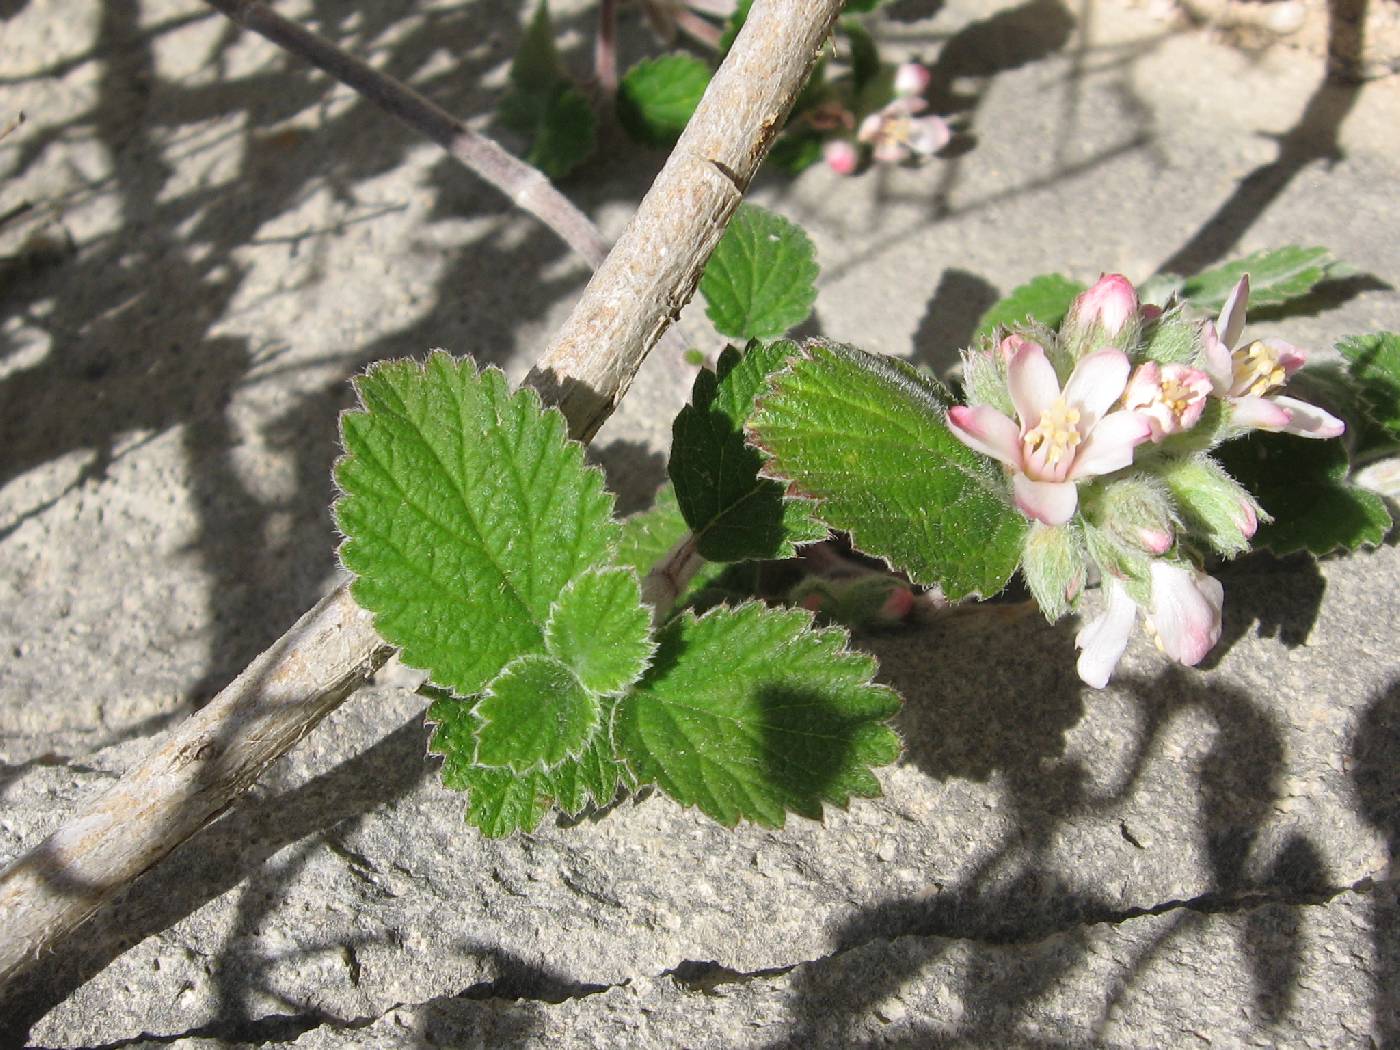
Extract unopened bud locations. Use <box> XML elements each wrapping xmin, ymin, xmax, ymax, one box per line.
<box><xmin>823</xmin><ymin>139</ymin><xmax>859</xmax><ymax>177</ymax></box>
<box><xmin>1021</xmin><ymin>522</ymin><xmax>1088</xmax><ymax>623</ymax></box>
<box><xmin>1096</xmin><ymin>475</ymin><xmax>1178</xmax><ymax>556</ymax></box>
<box><xmin>1061</xmin><ymin>273</ymin><xmax>1141</xmax><ymax>360</ymax></box>
<box><xmin>1159</xmin><ymin>455</ymin><xmax>1267</xmax><ymax>557</ymax></box>
<box><xmin>893</xmin><ymin>61</ymin><xmax>932</xmax><ymax>98</ymax></box>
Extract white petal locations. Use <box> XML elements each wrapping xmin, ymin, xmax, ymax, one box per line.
<box><xmin>1064</xmin><ymin>349</ymin><xmax>1131</xmax><ymax>428</ymax></box>
<box><xmin>947</xmin><ymin>405</ymin><xmax>1022</xmax><ymax>466</ymax></box>
<box><xmin>857</xmin><ymin>113</ymin><xmax>883</xmax><ymax>144</ymax></box>
<box><xmin>1148</xmin><ymin>562</ymin><xmax>1223</xmax><ymax>667</ymax></box>
<box><xmin>1269</xmin><ymin>395</ymin><xmax>1346</xmax><ymax>438</ymax></box>
<box><xmin>1217</xmin><ymin>274</ymin><xmax>1250</xmax><ymax>350</ymax></box>
<box><xmin>1013</xmin><ymin>474</ymin><xmax>1078</xmax><ymax>525</ymax></box>
<box><xmin>906</xmin><ymin>116</ymin><xmax>950</xmax><ymax>156</ymax></box>
<box><xmin>1229</xmin><ymin>395</ymin><xmax>1293</xmax><ymax>431</ymax></box>
<box><xmin>1068</xmin><ymin>411</ymin><xmax>1151</xmax><ymax>479</ymax></box>
<box><xmin>1260</xmin><ymin>337</ymin><xmax>1308</xmax><ymax>377</ymax></box>
<box><xmin>1200</xmin><ymin>321</ymin><xmax>1234</xmax><ymax>395</ymax></box>
<box><xmin>1007</xmin><ymin>341</ymin><xmax>1059</xmax><ymax>429</ymax></box>
<box><xmin>1075</xmin><ymin>579</ymin><xmax>1138</xmax><ymax>689</ymax></box>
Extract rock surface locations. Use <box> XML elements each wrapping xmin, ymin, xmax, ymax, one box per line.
<box><xmin>1</xmin><ymin>0</ymin><xmax>1397</xmax><ymax>1046</ymax></box>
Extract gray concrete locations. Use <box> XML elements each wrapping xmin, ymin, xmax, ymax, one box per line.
<box><xmin>1</xmin><ymin>0</ymin><xmax>1397</xmax><ymax>1046</ymax></box>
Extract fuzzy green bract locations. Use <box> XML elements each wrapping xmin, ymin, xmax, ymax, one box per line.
<box><xmin>699</xmin><ymin>204</ymin><xmax>819</xmax><ymax>341</ymax></box>
<box><xmin>473</xmin><ymin>655</ymin><xmax>598</xmax><ymax>772</ymax></box>
<box><xmin>1216</xmin><ymin>431</ymin><xmax>1390</xmax><ymax>556</ymax></box>
<box><xmin>1178</xmin><ymin>246</ymin><xmax>1347</xmax><ymax>312</ymax></box>
<box><xmin>335</xmin><ymin>352</ymin><xmax>619</xmax><ymax>697</ymax></box>
<box><xmin>617</xmin><ymin>54</ymin><xmax>711</xmax><ymax>147</ymax></box>
<box><xmin>974</xmin><ymin>274</ymin><xmax>1085</xmax><ymax>341</ymax></box>
<box><xmin>615</xmin><ymin>603</ymin><xmax>900</xmax><ymax>827</ymax></box>
<box><xmin>670</xmin><ymin>341</ymin><xmax>828</xmax><ymax>562</ymax></box>
<box><xmin>545</xmin><ymin>567</ymin><xmax>654</xmax><ymax>694</ymax></box>
<box><xmin>749</xmin><ymin>341</ymin><xmax>1027</xmax><ymax>599</ymax></box>
<box><xmin>499</xmin><ymin>1</ymin><xmax>596</xmax><ymax>178</ymax></box>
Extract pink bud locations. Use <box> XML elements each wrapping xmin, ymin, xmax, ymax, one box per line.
<box><xmin>879</xmin><ymin>586</ymin><xmax>916</xmax><ymax>621</ymax></box>
<box><xmin>893</xmin><ymin>62</ymin><xmax>931</xmax><ymax>98</ymax></box>
<box><xmin>1137</xmin><ymin>527</ymin><xmax>1174</xmax><ymax>555</ymax></box>
<box><xmin>1235</xmin><ymin>499</ymin><xmax>1258</xmax><ymax>538</ymax></box>
<box><xmin>1068</xmin><ymin>273</ymin><xmax>1139</xmax><ymax>342</ymax></box>
<box><xmin>823</xmin><ymin>138</ymin><xmax>859</xmax><ymax>176</ymax></box>
<box><xmin>801</xmin><ymin>591</ymin><xmax>826</xmax><ymax>613</ymax></box>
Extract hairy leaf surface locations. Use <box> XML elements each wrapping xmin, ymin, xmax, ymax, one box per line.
<box><xmin>699</xmin><ymin>205</ymin><xmax>819</xmax><ymax>340</ymax></box>
<box><xmin>974</xmin><ymin>274</ymin><xmax>1084</xmax><ymax>340</ymax></box>
<box><xmin>1181</xmin><ymin>247</ymin><xmax>1347</xmax><ymax>312</ymax></box>
<box><xmin>750</xmin><ymin>341</ymin><xmax>1026</xmax><ymax>598</ymax></box>
<box><xmin>671</xmin><ymin>342</ymin><xmax>827</xmax><ymax>562</ymax></box>
<box><xmin>617</xmin><ymin>54</ymin><xmax>711</xmax><ymax>147</ymax></box>
<box><xmin>616</xmin><ymin>603</ymin><xmax>900</xmax><ymax>827</ymax></box>
<box><xmin>335</xmin><ymin>352</ymin><xmax>617</xmax><ymax>697</ymax></box>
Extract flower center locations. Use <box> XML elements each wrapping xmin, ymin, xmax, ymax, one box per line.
<box><xmin>1231</xmin><ymin>340</ymin><xmax>1287</xmax><ymax>397</ymax></box>
<box><xmin>1158</xmin><ymin>376</ymin><xmax>1199</xmax><ymax>421</ymax></box>
<box><xmin>1023</xmin><ymin>397</ymin><xmax>1083</xmax><ymax>469</ymax></box>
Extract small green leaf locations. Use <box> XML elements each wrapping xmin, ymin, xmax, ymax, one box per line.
<box><xmin>749</xmin><ymin>341</ymin><xmax>1028</xmax><ymax>599</ymax></box>
<box><xmin>1181</xmin><ymin>247</ymin><xmax>1346</xmax><ymax>313</ymax></box>
<box><xmin>1216</xmin><ymin>431</ymin><xmax>1391</xmax><ymax>556</ymax></box>
<box><xmin>699</xmin><ymin>204</ymin><xmax>820</xmax><ymax>340</ymax></box>
<box><xmin>498</xmin><ymin>2</ymin><xmax>596</xmax><ymax>178</ymax></box>
<box><xmin>617</xmin><ymin>54</ymin><xmax>711</xmax><ymax>148</ymax></box>
<box><xmin>472</xmin><ymin>655</ymin><xmax>598</xmax><ymax>772</ymax></box>
<box><xmin>429</xmin><ymin>697</ymin><xmax>623</xmax><ymax>837</ymax></box>
<box><xmin>509</xmin><ymin>1</ymin><xmax>565</xmax><ymax>93</ymax></box>
<box><xmin>671</xmin><ymin>342</ymin><xmax>828</xmax><ymax>562</ymax></box>
<box><xmin>335</xmin><ymin>352</ymin><xmax>617</xmax><ymax>697</ymax></box>
<box><xmin>767</xmin><ymin>131</ymin><xmax>825</xmax><ymax>174</ymax></box>
<box><xmin>546</xmin><ymin>567</ymin><xmax>654</xmax><ymax>694</ymax></box>
<box><xmin>974</xmin><ymin>274</ymin><xmax>1085</xmax><ymax>341</ymax></box>
<box><xmin>1340</xmin><ymin>332</ymin><xmax>1400</xmax><ymax>439</ymax></box>
<box><xmin>615</xmin><ymin>602</ymin><xmax>901</xmax><ymax>827</ymax></box>
<box><xmin>841</xmin><ymin>19</ymin><xmax>880</xmax><ymax>95</ymax></box>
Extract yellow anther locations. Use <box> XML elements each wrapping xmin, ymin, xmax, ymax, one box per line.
<box><xmin>1024</xmin><ymin>398</ymin><xmax>1083</xmax><ymax>467</ymax></box>
<box><xmin>1231</xmin><ymin>340</ymin><xmax>1287</xmax><ymax>397</ymax></box>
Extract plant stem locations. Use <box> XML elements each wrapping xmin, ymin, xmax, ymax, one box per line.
<box><xmin>0</xmin><ymin>0</ymin><xmax>843</xmax><ymax>992</ymax></box>
<box><xmin>596</xmin><ymin>0</ymin><xmax>619</xmax><ymax>96</ymax></box>
<box><xmin>202</xmin><ymin>0</ymin><xmax>610</xmax><ymax>268</ymax></box>
<box><xmin>641</xmin><ymin>531</ymin><xmax>706</xmax><ymax>622</ymax></box>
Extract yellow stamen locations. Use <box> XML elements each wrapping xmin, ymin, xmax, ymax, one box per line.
<box><xmin>1231</xmin><ymin>340</ymin><xmax>1287</xmax><ymax>397</ymax></box>
<box><xmin>1024</xmin><ymin>397</ymin><xmax>1083</xmax><ymax>468</ymax></box>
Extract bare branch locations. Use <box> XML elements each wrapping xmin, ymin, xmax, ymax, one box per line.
<box><xmin>202</xmin><ymin>0</ymin><xmax>610</xmax><ymax>268</ymax></box>
<box><xmin>0</xmin><ymin>0</ymin><xmax>842</xmax><ymax>991</ymax></box>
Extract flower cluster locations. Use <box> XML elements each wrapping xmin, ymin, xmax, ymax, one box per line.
<box><xmin>950</xmin><ymin>273</ymin><xmax>1344</xmax><ymax>687</ymax></box>
<box><xmin>823</xmin><ymin>62</ymin><xmax>951</xmax><ymax>176</ymax></box>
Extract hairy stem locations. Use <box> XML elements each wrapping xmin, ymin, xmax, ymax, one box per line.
<box><xmin>641</xmin><ymin>531</ymin><xmax>706</xmax><ymax>623</ymax></box>
<box><xmin>202</xmin><ymin>0</ymin><xmax>610</xmax><ymax>268</ymax></box>
<box><xmin>596</xmin><ymin>0</ymin><xmax>619</xmax><ymax>96</ymax></box>
<box><xmin>0</xmin><ymin>0</ymin><xmax>842</xmax><ymax>993</ymax></box>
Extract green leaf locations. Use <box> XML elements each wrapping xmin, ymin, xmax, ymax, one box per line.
<box><xmin>749</xmin><ymin>341</ymin><xmax>1028</xmax><ymax>599</ymax></box>
<box><xmin>335</xmin><ymin>352</ymin><xmax>617</xmax><ymax>697</ymax></box>
<box><xmin>617</xmin><ymin>54</ymin><xmax>711</xmax><ymax>148</ymax></box>
<box><xmin>1340</xmin><ymin>332</ymin><xmax>1400</xmax><ymax>439</ymax></box>
<box><xmin>546</xmin><ymin>567</ymin><xmax>654</xmax><ymax>694</ymax></box>
<box><xmin>497</xmin><ymin>2</ymin><xmax>596</xmax><ymax>179</ymax></box>
<box><xmin>429</xmin><ymin>697</ymin><xmax>624</xmax><ymax>837</ymax></box>
<box><xmin>509</xmin><ymin>1</ymin><xmax>565</xmax><ymax>93</ymax></box>
<box><xmin>699</xmin><ymin>204</ymin><xmax>820</xmax><ymax>341</ymax></box>
<box><xmin>767</xmin><ymin>131</ymin><xmax>825</xmax><ymax>174</ymax></box>
<box><xmin>974</xmin><ymin>274</ymin><xmax>1085</xmax><ymax>341</ymax></box>
<box><xmin>1215</xmin><ymin>431</ymin><xmax>1391</xmax><ymax>556</ymax></box>
<box><xmin>671</xmin><ymin>342</ymin><xmax>828</xmax><ymax>562</ymax></box>
<box><xmin>615</xmin><ymin>483</ymin><xmax>726</xmax><ymax>607</ymax></box>
<box><xmin>843</xmin><ymin>0</ymin><xmax>891</xmax><ymax>12</ymax></box>
<box><xmin>615</xmin><ymin>602</ymin><xmax>901</xmax><ymax>827</ymax></box>
<box><xmin>473</xmin><ymin>655</ymin><xmax>598</xmax><ymax>772</ymax></box>
<box><xmin>841</xmin><ymin>18</ymin><xmax>880</xmax><ymax>95</ymax></box>
<box><xmin>1180</xmin><ymin>247</ymin><xmax>1345</xmax><ymax>313</ymax></box>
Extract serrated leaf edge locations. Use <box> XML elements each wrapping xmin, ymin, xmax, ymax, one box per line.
<box><xmin>543</xmin><ymin>564</ymin><xmax>658</xmax><ymax>695</ymax></box>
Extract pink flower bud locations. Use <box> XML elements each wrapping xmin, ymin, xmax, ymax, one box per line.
<box><xmin>1068</xmin><ymin>273</ymin><xmax>1139</xmax><ymax>343</ymax></box>
<box><xmin>893</xmin><ymin>61</ymin><xmax>931</xmax><ymax>98</ymax></box>
<box><xmin>1235</xmin><ymin>498</ymin><xmax>1258</xmax><ymax>539</ymax></box>
<box><xmin>878</xmin><ymin>586</ymin><xmax>916</xmax><ymax>621</ymax></box>
<box><xmin>823</xmin><ymin>138</ymin><xmax>859</xmax><ymax>176</ymax></box>
<box><xmin>1136</xmin><ymin>527</ymin><xmax>1174</xmax><ymax>555</ymax></box>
